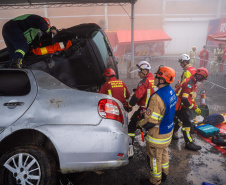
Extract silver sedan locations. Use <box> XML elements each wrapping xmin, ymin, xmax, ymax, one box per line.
<box><xmin>0</xmin><ymin>69</ymin><xmax>130</xmax><ymax>185</ymax></box>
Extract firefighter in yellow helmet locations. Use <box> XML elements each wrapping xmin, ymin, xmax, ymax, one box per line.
<box><xmin>138</xmin><ymin>66</ymin><xmax>177</xmax><ymax>185</ymax></box>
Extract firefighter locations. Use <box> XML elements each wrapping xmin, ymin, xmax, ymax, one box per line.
<box><xmin>189</xmin><ymin>46</ymin><xmax>197</xmax><ymax>66</ymax></box>
<box><xmin>221</xmin><ymin>46</ymin><xmax>226</xmax><ymax>73</ymax></box>
<box><xmin>99</xmin><ymin>68</ymin><xmax>131</xmax><ymax>109</ymax></box>
<box><xmin>139</xmin><ymin>66</ymin><xmax>177</xmax><ymax>185</ymax></box>
<box><xmin>173</xmin><ymin>54</ymin><xmax>196</xmax><ymax>140</ymax></box>
<box><xmin>175</xmin><ymin>67</ymin><xmax>209</xmax><ymax>151</ymax></box>
<box><xmin>199</xmin><ymin>45</ymin><xmax>209</xmax><ymax>68</ymax></box>
<box><xmin>128</xmin><ymin>61</ymin><xmax>155</xmax><ymax>147</ymax></box>
<box><xmin>213</xmin><ymin>43</ymin><xmax>224</xmax><ymax>73</ymax></box>
<box><xmin>2</xmin><ymin>14</ymin><xmax>55</xmax><ymax>68</ymax></box>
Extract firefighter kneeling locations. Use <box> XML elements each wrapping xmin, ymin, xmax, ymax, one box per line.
<box><xmin>138</xmin><ymin>66</ymin><xmax>177</xmax><ymax>185</ymax></box>
<box><xmin>175</xmin><ymin>67</ymin><xmax>209</xmax><ymax>151</ymax></box>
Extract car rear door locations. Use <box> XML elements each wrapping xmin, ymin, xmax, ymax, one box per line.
<box><xmin>0</xmin><ymin>69</ymin><xmax>37</xmax><ymax>128</ymax></box>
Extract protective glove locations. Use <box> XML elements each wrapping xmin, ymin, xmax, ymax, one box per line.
<box><xmin>195</xmin><ymin>107</ymin><xmax>201</xmax><ymax>115</ymax></box>
<box><xmin>11</xmin><ymin>58</ymin><xmax>23</xmax><ymax>69</ymax></box>
<box><xmin>123</xmin><ymin>102</ymin><xmax>132</xmax><ymax>112</ymax></box>
<box><xmin>136</xmin><ymin>119</ymin><xmax>144</xmax><ymax>128</ymax></box>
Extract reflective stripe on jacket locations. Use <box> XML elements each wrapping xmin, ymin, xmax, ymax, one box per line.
<box><xmin>140</xmin><ymin>86</ymin><xmax>176</xmax><ymax>148</ymax></box>
<box><xmin>32</xmin><ymin>40</ymin><xmax>72</xmax><ymax>55</ymax></box>
<box><xmin>98</xmin><ymin>77</ymin><xmax>130</xmax><ymax>103</ymax></box>
<box><xmin>12</xmin><ymin>14</ymin><xmax>50</xmax><ymax>44</ymax></box>
<box><xmin>181</xmin><ymin>64</ymin><xmax>196</xmax><ymax>82</ymax></box>
<box><xmin>132</xmin><ymin>73</ymin><xmax>155</xmax><ymax>108</ymax></box>
<box><xmin>175</xmin><ymin>76</ymin><xmax>197</xmax><ymax>111</ymax></box>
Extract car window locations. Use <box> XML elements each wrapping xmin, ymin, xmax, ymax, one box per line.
<box><xmin>0</xmin><ymin>70</ymin><xmax>31</xmax><ymax>96</ymax></box>
<box><xmin>91</xmin><ymin>31</ymin><xmax>116</xmax><ymax>71</ymax></box>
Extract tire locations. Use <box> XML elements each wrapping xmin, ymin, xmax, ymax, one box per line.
<box><xmin>0</xmin><ymin>145</ymin><xmax>57</xmax><ymax>185</ymax></box>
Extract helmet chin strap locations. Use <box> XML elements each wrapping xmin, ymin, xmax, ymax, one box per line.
<box><xmin>141</xmin><ymin>71</ymin><xmax>146</xmax><ymax>76</ymax></box>
<box><xmin>156</xmin><ymin>77</ymin><xmax>163</xmax><ymax>87</ymax></box>
<box><xmin>156</xmin><ymin>77</ymin><xmax>167</xmax><ymax>87</ymax></box>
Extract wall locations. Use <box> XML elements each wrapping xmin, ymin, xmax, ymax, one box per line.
<box><xmin>0</xmin><ymin>0</ymin><xmax>225</xmax><ymax>55</ymax></box>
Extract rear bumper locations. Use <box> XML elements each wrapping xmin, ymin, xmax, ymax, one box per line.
<box><xmin>36</xmin><ymin>119</ymin><xmax>130</xmax><ymax>173</ymax></box>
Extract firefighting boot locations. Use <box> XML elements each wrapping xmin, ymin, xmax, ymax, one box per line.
<box><xmin>11</xmin><ymin>58</ymin><xmax>23</xmax><ymax>69</ymax></box>
<box><xmin>162</xmin><ymin>172</ymin><xmax>167</xmax><ymax>182</ymax></box>
<box><xmin>172</xmin><ymin>132</ymin><xmax>179</xmax><ymax>140</ymax></box>
<box><xmin>140</xmin><ymin>178</ymin><xmax>155</xmax><ymax>185</ymax></box>
<box><xmin>128</xmin><ymin>136</ymin><xmax>134</xmax><ymax>158</ymax></box>
<box><xmin>185</xmin><ymin>141</ymin><xmax>202</xmax><ymax>151</ymax></box>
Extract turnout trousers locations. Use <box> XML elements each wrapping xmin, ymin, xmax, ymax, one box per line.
<box><xmin>146</xmin><ymin>146</ymin><xmax>169</xmax><ymax>185</ymax></box>
<box><xmin>128</xmin><ymin>108</ymin><xmax>142</xmax><ymax>144</ymax></box>
<box><xmin>175</xmin><ymin>107</ymin><xmax>194</xmax><ymax>143</ymax></box>
<box><xmin>2</xmin><ymin>20</ymin><xmax>29</xmax><ymax>60</ymax></box>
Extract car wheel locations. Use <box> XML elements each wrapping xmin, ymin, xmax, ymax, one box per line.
<box><xmin>0</xmin><ymin>145</ymin><xmax>57</xmax><ymax>185</ymax></box>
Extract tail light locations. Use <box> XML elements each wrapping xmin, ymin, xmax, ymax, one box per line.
<box><xmin>98</xmin><ymin>99</ymin><xmax>124</xmax><ymax>124</ymax></box>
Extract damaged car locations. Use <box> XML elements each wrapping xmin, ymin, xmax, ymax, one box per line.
<box><xmin>0</xmin><ymin>23</ymin><xmax>130</xmax><ymax>185</ymax></box>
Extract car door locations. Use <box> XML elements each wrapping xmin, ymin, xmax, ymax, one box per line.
<box><xmin>0</xmin><ymin>69</ymin><xmax>37</xmax><ymax>128</ymax></box>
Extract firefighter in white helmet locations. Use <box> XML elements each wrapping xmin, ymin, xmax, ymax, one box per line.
<box><xmin>128</xmin><ymin>61</ymin><xmax>155</xmax><ymax>149</ymax></box>
<box><xmin>173</xmin><ymin>54</ymin><xmax>197</xmax><ymax>140</ymax></box>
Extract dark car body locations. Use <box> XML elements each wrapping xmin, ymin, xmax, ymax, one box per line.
<box><xmin>0</xmin><ymin>23</ymin><xmax>119</xmax><ymax>91</ymax></box>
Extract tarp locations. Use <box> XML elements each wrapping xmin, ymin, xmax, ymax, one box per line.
<box><xmin>207</xmin><ymin>34</ymin><xmax>226</xmax><ymax>42</ymax></box>
<box><xmin>195</xmin><ymin>113</ymin><xmax>226</xmax><ymax>156</ymax></box>
<box><xmin>207</xmin><ymin>18</ymin><xmax>226</xmax><ymax>46</ymax></box>
<box><xmin>116</xmin><ymin>30</ymin><xmax>172</xmax><ymax>44</ymax></box>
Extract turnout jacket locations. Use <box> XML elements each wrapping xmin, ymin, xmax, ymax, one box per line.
<box><xmin>140</xmin><ymin>86</ymin><xmax>177</xmax><ymax>148</ymax></box>
<box><xmin>99</xmin><ymin>77</ymin><xmax>130</xmax><ymax>103</ymax></box>
<box><xmin>214</xmin><ymin>47</ymin><xmax>224</xmax><ymax>62</ymax></box>
<box><xmin>12</xmin><ymin>14</ymin><xmax>50</xmax><ymax>45</ymax></box>
<box><xmin>175</xmin><ymin>76</ymin><xmax>197</xmax><ymax>111</ymax></box>
<box><xmin>129</xmin><ymin>73</ymin><xmax>155</xmax><ymax>109</ymax></box>
<box><xmin>181</xmin><ymin>64</ymin><xmax>196</xmax><ymax>82</ymax></box>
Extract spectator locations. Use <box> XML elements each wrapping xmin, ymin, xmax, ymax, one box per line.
<box><xmin>213</xmin><ymin>43</ymin><xmax>224</xmax><ymax>73</ymax></box>
<box><xmin>221</xmin><ymin>46</ymin><xmax>226</xmax><ymax>73</ymax></box>
<box><xmin>189</xmin><ymin>46</ymin><xmax>197</xmax><ymax>66</ymax></box>
<box><xmin>199</xmin><ymin>45</ymin><xmax>209</xmax><ymax>68</ymax></box>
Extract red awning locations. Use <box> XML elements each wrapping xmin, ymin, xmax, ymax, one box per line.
<box><xmin>116</xmin><ymin>30</ymin><xmax>172</xmax><ymax>44</ymax></box>
<box><xmin>207</xmin><ymin>34</ymin><xmax>226</xmax><ymax>42</ymax></box>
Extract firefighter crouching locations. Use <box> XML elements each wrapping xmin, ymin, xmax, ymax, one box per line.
<box><xmin>175</xmin><ymin>67</ymin><xmax>209</xmax><ymax>151</ymax></box>
<box><xmin>98</xmin><ymin>68</ymin><xmax>131</xmax><ymax>110</ymax></box>
<box><xmin>128</xmin><ymin>61</ymin><xmax>155</xmax><ymax>147</ymax></box>
<box><xmin>2</xmin><ymin>14</ymin><xmax>54</xmax><ymax>68</ymax></box>
<box><xmin>138</xmin><ymin>66</ymin><xmax>177</xmax><ymax>185</ymax></box>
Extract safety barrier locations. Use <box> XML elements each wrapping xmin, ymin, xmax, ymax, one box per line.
<box><xmin>116</xmin><ymin>55</ymin><xmax>226</xmax><ymax>90</ymax></box>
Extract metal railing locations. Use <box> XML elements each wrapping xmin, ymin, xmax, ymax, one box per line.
<box><xmin>117</xmin><ymin>55</ymin><xmax>226</xmax><ymax>90</ymax></box>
